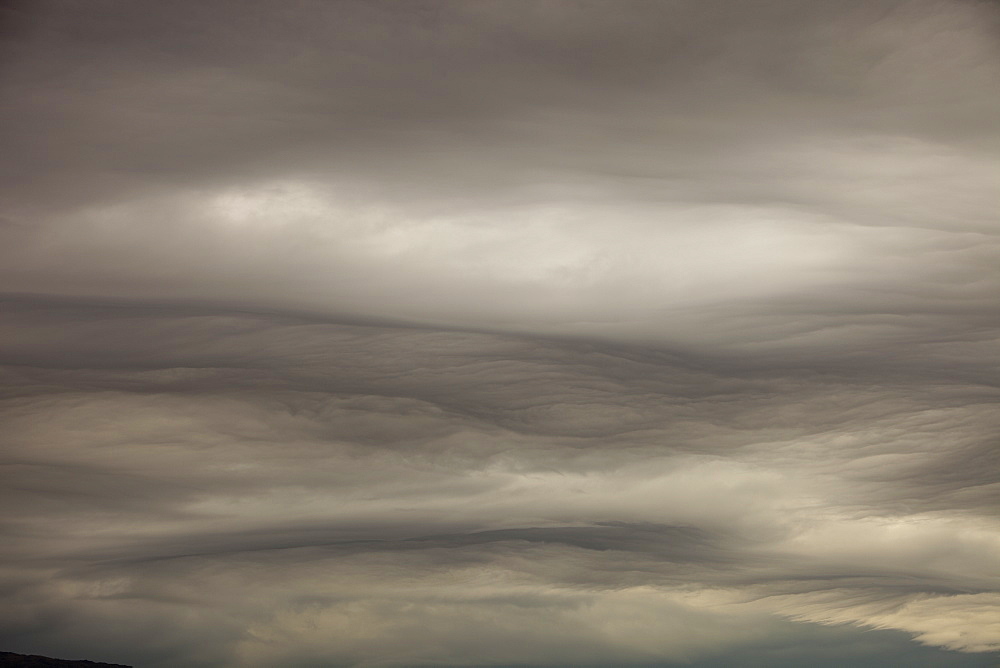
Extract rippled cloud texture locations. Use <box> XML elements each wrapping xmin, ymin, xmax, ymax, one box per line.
<box><xmin>2</xmin><ymin>1</ymin><xmax>999</xmax><ymax>667</ymax></box>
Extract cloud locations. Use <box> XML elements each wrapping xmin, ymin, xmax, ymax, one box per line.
<box><xmin>1</xmin><ymin>1</ymin><xmax>998</xmax><ymax>666</ymax></box>
<box><xmin>2</xmin><ymin>300</ymin><xmax>998</xmax><ymax>665</ymax></box>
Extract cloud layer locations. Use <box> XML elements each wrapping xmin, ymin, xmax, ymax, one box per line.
<box><xmin>1</xmin><ymin>1</ymin><xmax>999</xmax><ymax>666</ymax></box>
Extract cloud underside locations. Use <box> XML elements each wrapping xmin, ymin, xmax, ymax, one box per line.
<box><xmin>3</xmin><ymin>300</ymin><xmax>999</xmax><ymax>666</ymax></box>
<box><xmin>1</xmin><ymin>1</ymin><xmax>998</xmax><ymax>666</ymax></box>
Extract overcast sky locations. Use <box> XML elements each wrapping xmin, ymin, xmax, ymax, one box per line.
<box><xmin>1</xmin><ymin>1</ymin><xmax>999</xmax><ymax>667</ymax></box>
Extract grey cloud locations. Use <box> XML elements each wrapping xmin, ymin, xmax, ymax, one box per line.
<box><xmin>2</xmin><ymin>1</ymin><xmax>999</xmax><ymax>666</ymax></box>
<box><xmin>3</xmin><ymin>299</ymin><xmax>999</xmax><ymax>666</ymax></box>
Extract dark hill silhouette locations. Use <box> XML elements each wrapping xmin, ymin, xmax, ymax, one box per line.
<box><xmin>0</xmin><ymin>652</ymin><xmax>132</xmax><ymax>667</ymax></box>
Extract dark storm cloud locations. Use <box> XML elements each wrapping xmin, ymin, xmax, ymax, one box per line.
<box><xmin>1</xmin><ymin>0</ymin><xmax>999</xmax><ymax>666</ymax></box>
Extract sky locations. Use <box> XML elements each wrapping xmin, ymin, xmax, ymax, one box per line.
<box><xmin>1</xmin><ymin>1</ymin><xmax>999</xmax><ymax>666</ymax></box>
